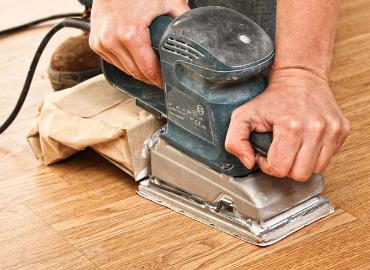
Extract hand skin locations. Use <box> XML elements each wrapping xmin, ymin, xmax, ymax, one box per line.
<box><xmin>89</xmin><ymin>0</ymin><xmax>190</xmax><ymax>88</ymax></box>
<box><xmin>225</xmin><ymin>0</ymin><xmax>350</xmax><ymax>181</ymax></box>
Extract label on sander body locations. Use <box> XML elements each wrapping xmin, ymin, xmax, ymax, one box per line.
<box><xmin>167</xmin><ymin>86</ymin><xmax>215</xmax><ymax>144</ymax></box>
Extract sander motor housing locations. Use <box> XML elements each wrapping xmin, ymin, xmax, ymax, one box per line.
<box><xmin>102</xmin><ymin>6</ymin><xmax>274</xmax><ymax>176</ymax></box>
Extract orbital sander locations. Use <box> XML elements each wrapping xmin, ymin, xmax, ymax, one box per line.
<box><xmin>102</xmin><ymin>6</ymin><xmax>334</xmax><ymax>246</ymax></box>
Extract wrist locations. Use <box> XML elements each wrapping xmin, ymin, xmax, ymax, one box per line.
<box><xmin>272</xmin><ymin>44</ymin><xmax>334</xmax><ymax>79</ymax></box>
<box><xmin>269</xmin><ymin>64</ymin><xmax>329</xmax><ymax>83</ymax></box>
<box><xmin>267</xmin><ymin>65</ymin><xmax>333</xmax><ymax>96</ymax></box>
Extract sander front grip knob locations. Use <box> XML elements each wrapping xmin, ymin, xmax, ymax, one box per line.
<box><xmin>250</xmin><ymin>131</ymin><xmax>272</xmax><ymax>156</ymax></box>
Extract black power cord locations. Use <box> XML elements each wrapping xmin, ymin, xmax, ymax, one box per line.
<box><xmin>0</xmin><ymin>18</ymin><xmax>91</xmax><ymax>135</ymax></box>
<box><xmin>0</xmin><ymin>13</ymin><xmax>83</xmax><ymax>36</ymax></box>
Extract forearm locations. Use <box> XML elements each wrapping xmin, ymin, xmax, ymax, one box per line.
<box><xmin>273</xmin><ymin>0</ymin><xmax>340</xmax><ymax>79</ymax></box>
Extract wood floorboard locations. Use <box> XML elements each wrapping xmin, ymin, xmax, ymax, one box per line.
<box><xmin>0</xmin><ymin>0</ymin><xmax>369</xmax><ymax>269</ymax></box>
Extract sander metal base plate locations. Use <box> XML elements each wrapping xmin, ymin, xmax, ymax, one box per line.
<box><xmin>138</xmin><ymin>178</ymin><xmax>334</xmax><ymax>246</ymax></box>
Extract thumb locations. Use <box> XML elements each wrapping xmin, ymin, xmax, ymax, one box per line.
<box><xmin>225</xmin><ymin>120</ymin><xmax>256</xmax><ymax>169</ymax></box>
<box><xmin>165</xmin><ymin>0</ymin><xmax>191</xmax><ymax>17</ymax></box>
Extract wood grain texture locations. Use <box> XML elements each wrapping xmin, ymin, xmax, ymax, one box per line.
<box><xmin>0</xmin><ymin>0</ymin><xmax>369</xmax><ymax>269</ymax></box>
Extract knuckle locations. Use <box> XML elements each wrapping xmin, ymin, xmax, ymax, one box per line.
<box><xmin>269</xmin><ymin>165</ymin><xmax>288</xmax><ymax>178</ymax></box>
<box><xmin>88</xmin><ymin>36</ymin><xmax>96</xmax><ymax>50</ymax></box>
<box><xmin>101</xmin><ymin>36</ymin><xmax>117</xmax><ymax>51</ymax></box>
<box><xmin>119</xmin><ymin>26</ymin><xmax>140</xmax><ymax>43</ymax></box>
<box><xmin>231</xmin><ymin>109</ymin><xmax>241</xmax><ymax>121</ymax></box>
<box><xmin>231</xmin><ymin>107</ymin><xmax>246</xmax><ymax>120</ymax></box>
<box><xmin>328</xmin><ymin>119</ymin><xmax>341</xmax><ymax>135</ymax></box>
<box><xmin>342</xmin><ymin>118</ymin><xmax>351</xmax><ymax>136</ymax></box>
<box><xmin>88</xmin><ymin>37</ymin><xmax>100</xmax><ymax>52</ymax></box>
<box><xmin>290</xmin><ymin>172</ymin><xmax>311</xmax><ymax>182</ymax></box>
<box><xmin>308</xmin><ymin>119</ymin><xmax>326</xmax><ymax>133</ymax></box>
<box><xmin>98</xmin><ymin>27</ymin><xmax>118</xmax><ymax>50</ymax></box>
<box><xmin>284</xmin><ymin>119</ymin><xmax>304</xmax><ymax>134</ymax></box>
<box><xmin>313</xmin><ymin>166</ymin><xmax>324</xmax><ymax>174</ymax></box>
<box><xmin>224</xmin><ymin>140</ymin><xmax>236</xmax><ymax>153</ymax></box>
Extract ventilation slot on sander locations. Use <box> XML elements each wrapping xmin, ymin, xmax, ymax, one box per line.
<box><xmin>162</xmin><ymin>37</ymin><xmax>203</xmax><ymax>61</ymax></box>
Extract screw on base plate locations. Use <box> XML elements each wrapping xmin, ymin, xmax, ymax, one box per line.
<box><xmin>222</xmin><ymin>163</ymin><xmax>233</xmax><ymax>170</ymax></box>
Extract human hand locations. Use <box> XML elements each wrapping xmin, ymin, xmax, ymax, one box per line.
<box><xmin>225</xmin><ymin>68</ymin><xmax>350</xmax><ymax>181</ymax></box>
<box><xmin>89</xmin><ymin>0</ymin><xmax>190</xmax><ymax>88</ymax></box>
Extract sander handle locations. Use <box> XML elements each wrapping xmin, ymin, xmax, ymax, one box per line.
<box><xmin>149</xmin><ymin>16</ymin><xmax>273</xmax><ymax>158</ymax></box>
<box><xmin>149</xmin><ymin>16</ymin><xmax>173</xmax><ymax>56</ymax></box>
<box><xmin>250</xmin><ymin>131</ymin><xmax>272</xmax><ymax>157</ymax></box>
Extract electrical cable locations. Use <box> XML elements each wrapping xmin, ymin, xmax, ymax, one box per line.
<box><xmin>0</xmin><ymin>18</ymin><xmax>90</xmax><ymax>135</ymax></box>
<box><xmin>0</xmin><ymin>13</ymin><xmax>83</xmax><ymax>36</ymax></box>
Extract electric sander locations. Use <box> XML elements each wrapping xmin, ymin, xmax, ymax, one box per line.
<box><xmin>102</xmin><ymin>6</ymin><xmax>334</xmax><ymax>246</ymax></box>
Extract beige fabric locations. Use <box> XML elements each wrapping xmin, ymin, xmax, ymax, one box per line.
<box><xmin>27</xmin><ymin>75</ymin><xmax>163</xmax><ymax>180</ymax></box>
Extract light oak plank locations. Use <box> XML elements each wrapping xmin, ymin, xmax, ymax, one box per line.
<box><xmin>0</xmin><ymin>200</ymin><xmax>99</xmax><ymax>270</ymax></box>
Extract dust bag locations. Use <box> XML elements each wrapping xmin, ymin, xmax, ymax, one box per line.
<box><xmin>27</xmin><ymin>75</ymin><xmax>163</xmax><ymax>180</ymax></box>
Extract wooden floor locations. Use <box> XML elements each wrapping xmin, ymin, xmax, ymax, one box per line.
<box><xmin>1</xmin><ymin>1</ymin><xmax>369</xmax><ymax>269</ymax></box>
